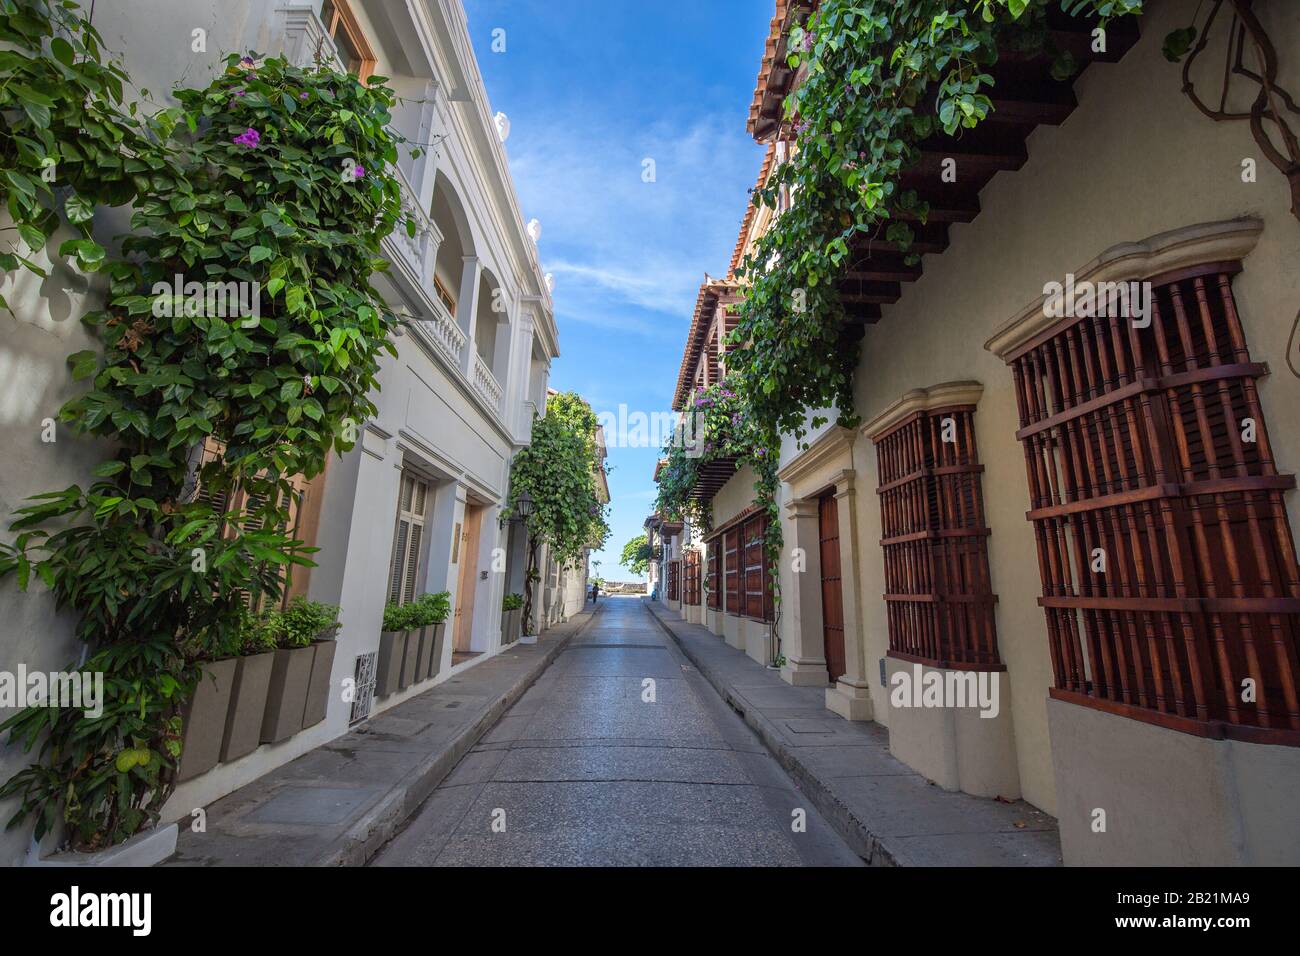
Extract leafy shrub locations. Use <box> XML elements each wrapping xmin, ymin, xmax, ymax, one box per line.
<box><xmin>411</xmin><ymin>591</ymin><xmax>451</xmax><ymax>627</ymax></box>
<box><xmin>276</xmin><ymin>598</ymin><xmax>340</xmax><ymax>648</ymax></box>
<box><xmin>382</xmin><ymin>601</ymin><xmax>416</xmax><ymax>632</ymax></box>
<box><xmin>501</xmin><ymin>593</ymin><xmax>523</xmax><ymax>611</ymax></box>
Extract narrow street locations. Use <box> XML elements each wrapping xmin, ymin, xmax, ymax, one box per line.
<box><xmin>372</xmin><ymin>596</ymin><xmax>861</xmax><ymax>866</ymax></box>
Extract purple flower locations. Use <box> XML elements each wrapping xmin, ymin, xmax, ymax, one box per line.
<box><xmin>232</xmin><ymin>127</ymin><xmax>261</xmax><ymax>148</ymax></box>
<box><xmin>799</xmin><ymin>31</ymin><xmax>814</xmax><ymax>53</ymax></box>
<box><xmin>239</xmin><ymin>56</ymin><xmax>257</xmax><ymax>71</ymax></box>
<box><xmin>353</xmin><ymin>165</ymin><xmax>365</xmax><ymax>179</ymax></box>
<box><xmin>300</xmin><ymin>92</ymin><xmax>309</xmax><ymax>100</ymax></box>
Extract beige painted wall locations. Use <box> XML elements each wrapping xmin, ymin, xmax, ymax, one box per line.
<box><xmin>838</xmin><ymin>0</ymin><xmax>1300</xmax><ymax>815</ymax></box>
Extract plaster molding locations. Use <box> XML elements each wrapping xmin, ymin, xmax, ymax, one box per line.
<box><xmin>984</xmin><ymin>218</ymin><xmax>1265</xmax><ymax>360</ymax></box>
<box><xmin>777</xmin><ymin>425</ymin><xmax>855</xmax><ymax>490</ymax></box>
<box><xmin>861</xmin><ymin>381</ymin><xmax>984</xmax><ymax>442</ymax></box>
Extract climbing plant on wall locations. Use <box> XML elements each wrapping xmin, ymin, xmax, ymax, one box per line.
<box><xmin>0</xmin><ymin>3</ymin><xmax>412</xmax><ymax>850</ymax></box>
<box><xmin>506</xmin><ymin>391</ymin><xmax>610</xmax><ymax>629</ymax></box>
<box><xmin>712</xmin><ymin>0</ymin><xmax>1144</xmax><ymax>597</ymax></box>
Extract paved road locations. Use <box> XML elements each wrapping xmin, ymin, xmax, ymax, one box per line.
<box><xmin>371</xmin><ymin>596</ymin><xmax>862</xmax><ymax>866</ymax></box>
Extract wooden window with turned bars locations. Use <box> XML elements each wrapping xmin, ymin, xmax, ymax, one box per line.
<box><xmin>872</xmin><ymin>407</ymin><xmax>1001</xmax><ymax>669</ymax></box>
<box><xmin>742</xmin><ymin>514</ymin><xmax>774</xmax><ymax>622</ymax></box>
<box><xmin>724</xmin><ymin>528</ymin><xmax>741</xmax><ymax>614</ymax></box>
<box><xmin>683</xmin><ymin>550</ymin><xmax>701</xmax><ymax>606</ymax></box>
<box><xmin>1006</xmin><ymin>261</ymin><xmax>1300</xmax><ymax>742</ymax></box>
<box><xmin>707</xmin><ymin>542</ymin><xmax>722</xmax><ymax>610</ymax></box>
<box><xmin>667</xmin><ymin>559</ymin><xmax>680</xmax><ymax>602</ymax></box>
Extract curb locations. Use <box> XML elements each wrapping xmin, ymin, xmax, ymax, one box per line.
<box><xmin>643</xmin><ymin>599</ymin><xmax>898</xmax><ymax>866</ymax></box>
<box><xmin>319</xmin><ymin>607</ymin><xmax>600</xmax><ymax>866</ymax></box>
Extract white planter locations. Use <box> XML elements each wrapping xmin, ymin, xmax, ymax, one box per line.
<box><xmin>25</xmin><ymin>822</ymin><xmax>179</xmax><ymax>868</ymax></box>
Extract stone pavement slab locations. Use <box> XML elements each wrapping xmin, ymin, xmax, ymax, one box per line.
<box><xmin>644</xmin><ymin>599</ymin><xmax>1061</xmax><ymax>867</ymax></box>
<box><xmin>163</xmin><ymin>610</ymin><xmax>593</xmax><ymax>867</ymax></box>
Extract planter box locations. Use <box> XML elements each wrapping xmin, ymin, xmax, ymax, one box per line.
<box><xmin>376</xmin><ymin>630</ymin><xmax>407</xmax><ymax>697</ymax></box>
<box><xmin>260</xmin><ymin>644</ymin><xmax>315</xmax><ymax>744</ymax></box>
<box><xmin>177</xmin><ymin>658</ymin><xmax>237</xmax><ymax>783</ymax></box>
<box><xmin>425</xmin><ymin>622</ymin><xmax>446</xmax><ymax>681</ymax></box>
<box><xmin>400</xmin><ymin>626</ymin><xmax>422</xmax><ymax>690</ymax></box>
<box><xmin>301</xmin><ymin>639</ymin><xmax>337</xmax><ymax>729</ymax></box>
<box><xmin>414</xmin><ymin>627</ymin><xmax>435</xmax><ymax>684</ymax></box>
<box><xmin>25</xmin><ymin>823</ymin><xmax>178</xmax><ymax>868</ymax></box>
<box><xmin>220</xmin><ymin>651</ymin><xmax>275</xmax><ymax>763</ymax></box>
<box><xmin>501</xmin><ymin>607</ymin><xmax>522</xmax><ymax>646</ymax></box>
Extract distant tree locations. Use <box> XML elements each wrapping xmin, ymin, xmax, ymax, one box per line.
<box><xmin>507</xmin><ymin>392</ymin><xmax>610</xmax><ymax>630</ymax></box>
<box><xmin>619</xmin><ymin>533</ymin><xmax>651</xmax><ymax>577</ymax></box>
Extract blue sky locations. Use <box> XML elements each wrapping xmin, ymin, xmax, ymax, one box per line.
<box><xmin>464</xmin><ymin>1</ymin><xmax>773</xmax><ymax>581</ymax></box>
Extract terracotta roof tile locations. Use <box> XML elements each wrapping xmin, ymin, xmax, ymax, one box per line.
<box><xmin>671</xmin><ymin>278</ymin><xmax>736</xmax><ymax>412</ymax></box>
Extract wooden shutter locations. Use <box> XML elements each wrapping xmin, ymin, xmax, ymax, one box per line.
<box><xmin>724</xmin><ymin>528</ymin><xmax>741</xmax><ymax>613</ymax></box>
<box><xmin>388</xmin><ymin>473</ymin><xmax>429</xmax><ymax>605</ymax></box>
<box><xmin>667</xmin><ymin>559</ymin><xmax>679</xmax><ymax>601</ymax></box>
<box><xmin>1006</xmin><ymin>262</ymin><xmax>1300</xmax><ymax>741</ymax></box>
<box><xmin>684</xmin><ymin>550</ymin><xmax>701</xmax><ymax>606</ymax></box>
<box><xmin>873</xmin><ymin>406</ymin><xmax>1000</xmax><ymax>669</ymax></box>
<box><xmin>742</xmin><ymin>515</ymin><xmax>771</xmax><ymax>622</ymax></box>
<box><xmin>707</xmin><ymin>542</ymin><xmax>721</xmax><ymax>610</ymax></box>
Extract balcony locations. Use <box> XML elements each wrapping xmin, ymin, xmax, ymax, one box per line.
<box><xmin>472</xmin><ymin>352</ymin><xmax>504</xmax><ymax>414</ymax></box>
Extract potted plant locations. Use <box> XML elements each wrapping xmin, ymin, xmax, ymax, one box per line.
<box><xmin>501</xmin><ymin>593</ymin><xmax>524</xmax><ymax>646</ymax></box>
<box><xmin>260</xmin><ymin>599</ymin><xmax>340</xmax><ymax>744</ymax></box>
<box><xmin>219</xmin><ymin>612</ymin><xmax>278</xmax><ymax>764</ymax></box>
<box><xmin>289</xmin><ymin>599</ymin><xmax>341</xmax><ymax>729</ymax></box>
<box><xmin>415</xmin><ymin>591</ymin><xmax>451</xmax><ymax>681</ymax></box>
<box><xmin>177</xmin><ymin>657</ymin><xmax>238</xmax><ymax>783</ymax></box>
<box><xmin>377</xmin><ymin>601</ymin><xmax>414</xmax><ymax>697</ymax></box>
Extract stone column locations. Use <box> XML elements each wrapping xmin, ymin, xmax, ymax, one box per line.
<box><xmin>826</xmin><ymin>468</ymin><xmax>873</xmax><ymax>720</ymax></box>
<box><xmin>779</xmin><ymin>497</ymin><xmax>831</xmax><ymax>686</ymax></box>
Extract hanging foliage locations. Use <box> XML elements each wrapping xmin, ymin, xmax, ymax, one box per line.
<box><xmin>709</xmin><ymin>0</ymin><xmax>1144</xmax><ymax>604</ymax></box>
<box><xmin>0</xmin><ymin>18</ymin><xmax>411</xmax><ymax>850</ymax></box>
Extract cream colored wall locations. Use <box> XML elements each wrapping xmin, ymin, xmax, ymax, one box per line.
<box><xmin>835</xmin><ymin>0</ymin><xmax>1300</xmax><ymax>816</ymax></box>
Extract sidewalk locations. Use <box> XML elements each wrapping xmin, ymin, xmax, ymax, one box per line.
<box><xmin>644</xmin><ymin>599</ymin><xmax>1061</xmax><ymax>866</ymax></box>
<box><xmin>165</xmin><ymin>608</ymin><xmax>596</xmax><ymax>867</ymax></box>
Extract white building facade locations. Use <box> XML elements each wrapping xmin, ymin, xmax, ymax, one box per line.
<box><xmin>0</xmin><ymin>0</ymin><xmax>556</xmax><ymax>863</ymax></box>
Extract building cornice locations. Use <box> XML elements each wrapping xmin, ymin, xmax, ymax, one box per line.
<box><xmin>984</xmin><ymin>218</ymin><xmax>1265</xmax><ymax>360</ymax></box>
<box><xmin>861</xmin><ymin>381</ymin><xmax>984</xmax><ymax>442</ymax></box>
<box><xmin>776</xmin><ymin>425</ymin><xmax>855</xmax><ymax>486</ymax></box>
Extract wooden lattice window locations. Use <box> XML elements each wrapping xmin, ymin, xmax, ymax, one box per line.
<box><xmin>724</xmin><ymin>528</ymin><xmax>741</xmax><ymax>613</ymax></box>
<box><xmin>666</xmin><ymin>559</ymin><xmax>680</xmax><ymax>601</ymax></box>
<box><xmin>872</xmin><ymin>406</ymin><xmax>1001</xmax><ymax>669</ymax></box>
<box><xmin>388</xmin><ymin>472</ymin><xmax>428</xmax><ymax>605</ymax></box>
<box><xmin>742</xmin><ymin>514</ymin><xmax>773</xmax><ymax>622</ymax></box>
<box><xmin>684</xmin><ymin>550</ymin><xmax>701</xmax><ymax>606</ymax></box>
<box><xmin>1007</xmin><ymin>261</ymin><xmax>1300</xmax><ymax>742</ymax></box>
<box><xmin>707</xmin><ymin>542</ymin><xmax>722</xmax><ymax>610</ymax></box>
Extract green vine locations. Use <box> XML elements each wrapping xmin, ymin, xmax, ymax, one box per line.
<box><xmin>0</xmin><ymin>8</ymin><xmax>413</xmax><ymax>850</ymax></box>
<box><xmin>705</xmin><ymin>0</ymin><xmax>1145</xmax><ymax>609</ymax></box>
<box><xmin>506</xmin><ymin>391</ymin><xmax>610</xmax><ymax>628</ymax></box>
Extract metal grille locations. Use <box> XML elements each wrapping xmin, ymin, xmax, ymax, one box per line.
<box><xmin>349</xmin><ymin>651</ymin><xmax>377</xmax><ymax>724</ymax></box>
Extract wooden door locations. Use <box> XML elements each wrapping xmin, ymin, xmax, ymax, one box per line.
<box><xmin>819</xmin><ymin>492</ymin><xmax>846</xmax><ymax>683</ymax></box>
<box><xmin>454</xmin><ymin>504</ymin><xmax>484</xmax><ymax>652</ymax></box>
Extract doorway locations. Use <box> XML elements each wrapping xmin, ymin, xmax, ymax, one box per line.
<box><xmin>818</xmin><ymin>492</ymin><xmax>846</xmax><ymax>683</ymax></box>
<box><xmin>453</xmin><ymin>502</ymin><xmax>485</xmax><ymax>659</ymax></box>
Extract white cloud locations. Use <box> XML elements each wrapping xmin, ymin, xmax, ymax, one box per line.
<box><xmin>504</xmin><ymin>111</ymin><xmax>762</xmax><ymax>337</ymax></box>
